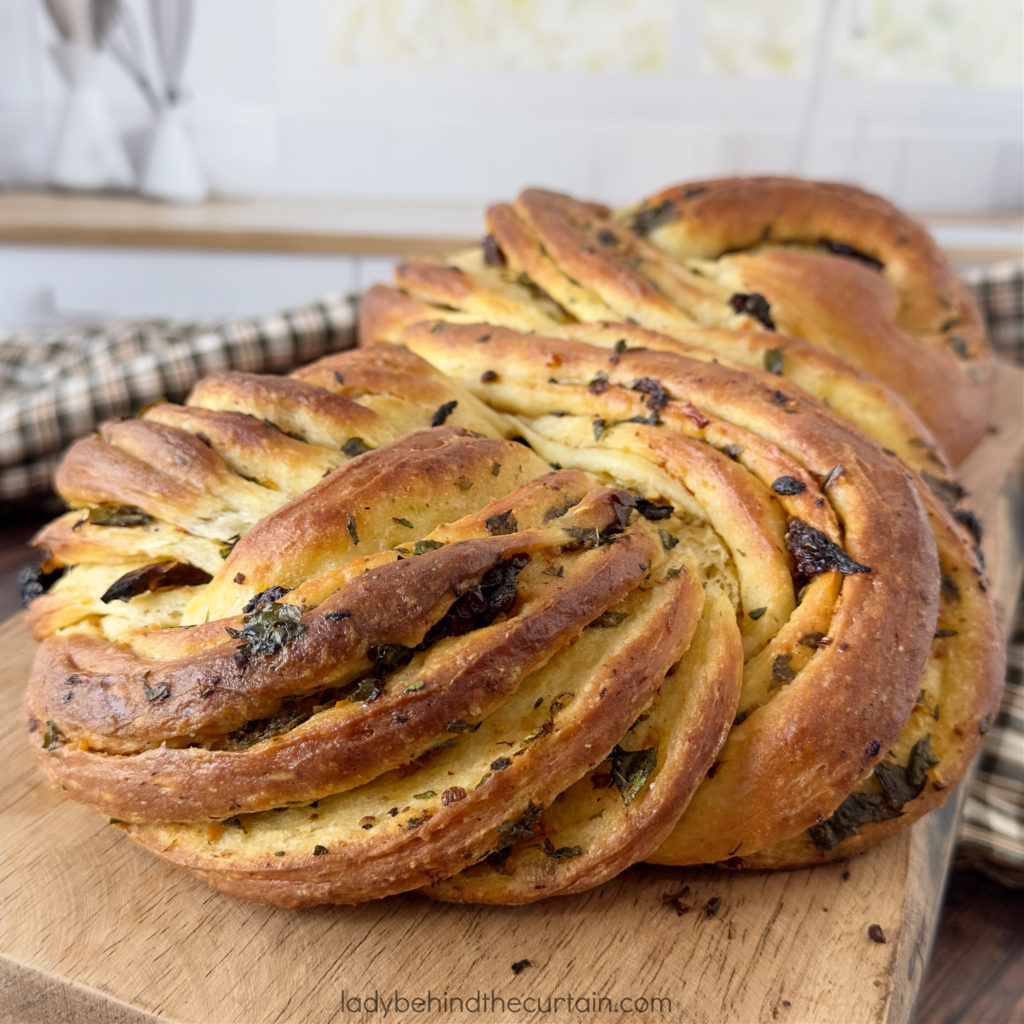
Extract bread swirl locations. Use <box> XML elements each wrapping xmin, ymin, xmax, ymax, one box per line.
<box><xmin>22</xmin><ymin>177</ymin><xmax>1003</xmax><ymax>906</ymax></box>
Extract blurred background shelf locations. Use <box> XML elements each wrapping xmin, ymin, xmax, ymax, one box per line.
<box><xmin>0</xmin><ymin>190</ymin><xmax>1020</xmax><ymax>327</ymax></box>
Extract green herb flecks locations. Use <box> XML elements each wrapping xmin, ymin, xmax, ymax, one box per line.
<box><xmin>485</xmin><ymin>510</ymin><xmax>518</xmax><ymax>535</ymax></box>
<box><xmin>225</xmin><ymin>601</ymin><xmax>306</xmax><ymax>671</ymax></box>
<box><xmin>763</xmin><ymin>347</ymin><xmax>784</xmax><ymax>375</ymax></box>
<box><xmin>541</xmin><ymin>838</ymin><xmax>583</xmax><ymax>861</ymax></box>
<box><xmin>219</xmin><ymin>534</ymin><xmax>241</xmax><ymax>559</ymax></box>
<box><xmin>42</xmin><ymin>720</ymin><xmax>61</xmax><ymax>750</ymax></box>
<box><xmin>496</xmin><ymin>801</ymin><xmax>544</xmax><ymax>842</ymax></box>
<box><xmin>587</xmin><ymin>610</ymin><xmax>629</xmax><ymax>630</ymax></box>
<box><xmin>85</xmin><ymin>505</ymin><xmax>153</xmax><ymax>528</ymax></box>
<box><xmin>609</xmin><ymin>745</ymin><xmax>657</xmax><ymax>805</ymax></box>
<box><xmin>658</xmin><ymin>528</ymin><xmax>679</xmax><ymax>551</ymax></box>
<box><xmin>341</xmin><ymin>437</ymin><xmax>373</xmax><ymax>458</ymax></box>
<box><xmin>141</xmin><ymin>676</ymin><xmax>171</xmax><ymax>703</ymax></box>
<box><xmin>413</xmin><ymin>539</ymin><xmax>444</xmax><ymax>556</ymax></box>
<box><xmin>809</xmin><ymin>735</ymin><xmax>940</xmax><ymax>851</ymax></box>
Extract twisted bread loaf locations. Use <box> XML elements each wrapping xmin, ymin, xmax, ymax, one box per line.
<box><xmin>23</xmin><ymin>177</ymin><xmax>1003</xmax><ymax>907</ymax></box>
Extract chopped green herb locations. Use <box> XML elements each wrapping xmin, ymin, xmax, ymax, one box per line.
<box><xmin>748</xmin><ymin>607</ymin><xmax>767</xmax><ymax>620</ymax></box>
<box><xmin>542</xmin><ymin>838</ymin><xmax>583</xmax><ymax>861</ymax></box>
<box><xmin>413</xmin><ymin>539</ymin><xmax>444</xmax><ymax>556</ymax></box>
<box><xmin>906</xmin><ymin>735</ymin><xmax>939</xmax><ymax>788</ymax></box>
<box><xmin>457</xmin><ymin>474</ymin><xmax>474</xmax><ymax>491</ymax></box>
<box><xmin>142</xmin><ymin>677</ymin><xmax>171</xmax><ymax>703</ymax></box>
<box><xmin>542</xmin><ymin>498</ymin><xmax>579</xmax><ymax>522</ymax></box>
<box><xmin>771</xmin><ymin>654</ymin><xmax>796</xmax><ymax>684</ymax></box>
<box><xmin>819</xmin><ymin>468</ymin><xmax>843</xmax><ymax>491</ymax></box>
<box><xmin>948</xmin><ymin>336</ymin><xmax>968</xmax><ymax>360</ymax></box>
<box><xmin>403</xmin><ymin>681</ymin><xmax>425</xmax><ymax>693</ymax></box>
<box><xmin>225</xmin><ymin>601</ymin><xmax>306</xmax><ymax>670</ymax></box>
<box><xmin>631</xmin><ymin>198</ymin><xmax>677</xmax><ymax>236</ymax></box>
<box><xmin>609</xmin><ymin>746</ymin><xmax>657</xmax><ymax>805</ymax></box>
<box><xmin>921</xmin><ymin>471</ymin><xmax>966</xmax><ymax>508</ymax></box>
<box><xmin>346</xmin><ymin>512</ymin><xmax>359</xmax><ymax>546</ymax></box>
<box><xmin>86</xmin><ymin>505</ymin><xmax>153</xmax><ymax>528</ymax></box>
<box><xmin>771</xmin><ymin>476</ymin><xmax>806</xmax><ymax>496</ymax></box>
<box><xmin>431</xmin><ymin>400</ymin><xmax>458</xmax><ymax>426</ymax></box>
<box><xmin>634</xmin><ymin>497</ymin><xmax>673</xmax><ymax>521</ymax></box>
<box><xmin>658</xmin><ymin>528</ymin><xmax>679</xmax><ymax>550</ymax></box>
<box><xmin>348</xmin><ymin>678</ymin><xmax>383</xmax><ymax>703</ymax></box>
<box><xmin>341</xmin><ymin>437</ymin><xmax>373</xmax><ymax>458</ymax></box>
<box><xmin>413</xmin><ymin>790</ymin><xmax>437</xmax><ymax>800</ymax></box>
<box><xmin>730</xmin><ymin>292</ymin><xmax>775</xmax><ymax>331</ymax></box>
<box><xmin>219</xmin><ymin>534</ymin><xmax>241</xmax><ymax>559</ymax></box>
<box><xmin>485</xmin><ymin>510</ymin><xmax>518</xmax><ymax>535</ymax></box>
<box><xmin>588</xmin><ymin>609</ymin><xmax>629</xmax><ymax>629</ymax></box>
<box><xmin>392</xmin><ymin>517</ymin><xmax>414</xmax><ymax>529</ymax></box>
<box><xmin>100</xmin><ymin>561</ymin><xmax>211</xmax><ymax>604</ymax></box>
<box><xmin>786</xmin><ymin>518</ymin><xmax>871</xmax><ymax>577</ymax></box>
<box><xmin>496</xmin><ymin>801</ymin><xmax>544</xmax><ymax>842</ymax></box>
<box><xmin>763</xmin><ymin>347</ymin><xmax>784</xmax><ymax>375</ymax></box>
<box><xmin>42</xmin><ymin>720</ymin><xmax>61</xmax><ymax>750</ymax></box>
<box><xmin>313</xmin><ymin>845</ymin><xmax>328</xmax><ymax>856</ymax></box>
<box><xmin>198</xmin><ymin>676</ymin><xmax>219</xmax><ymax>698</ymax></box>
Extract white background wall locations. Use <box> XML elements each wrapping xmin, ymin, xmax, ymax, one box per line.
<box><xmin>1</xmin><ymin>0</ymin><xmax>1021</xmax><ymax>213</ymax></box>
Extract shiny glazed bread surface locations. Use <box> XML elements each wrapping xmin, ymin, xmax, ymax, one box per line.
<box><xmin>23</xmin><ymin>177</ymin><xmax>1003</xmax><ymax>906</ymax></box>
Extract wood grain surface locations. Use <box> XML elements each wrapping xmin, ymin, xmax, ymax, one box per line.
<box><xmin>1</xmin><ymin>364</ymin><xmax>1021</xmax><ymax>1024</ymax></box>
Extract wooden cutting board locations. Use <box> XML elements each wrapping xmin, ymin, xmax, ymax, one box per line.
<box><xmin>2</xmin><ymin>365</ymin><xmax>1021</xmax><ymax>1024</ymax></box>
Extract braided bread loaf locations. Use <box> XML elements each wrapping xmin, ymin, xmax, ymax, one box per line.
<box><xmin>23</xmin><ymin>177</ymin><xmax>1003</xmax><ymax>907</ymax></box>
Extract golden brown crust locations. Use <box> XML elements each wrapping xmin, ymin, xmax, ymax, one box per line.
<box><xmin>624</xmin><ymin>176</ymin><xmax>993</xmax><ymax>463</ymax></box>
<box><xmin>391</xmin><ymin>320</ymin><xmax>943</xmax><ymax>857</ymax></box>
<box><xmin>123</xmin><ymin>561</ymin><xmax>701</xmax><ymax>906</ymax></box>
<box><xmin>425</xmin><ymin>589</ymin><xmax>742</xmax><ymax>904</ymax></box>
<box><xmin>22</xmin><ymin>175</ymin><xmax>1003</xmax><ymax>906</ymax></box>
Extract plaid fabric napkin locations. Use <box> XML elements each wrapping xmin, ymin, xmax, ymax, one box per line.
<box><xmin>0</xmin><ymin>294</ymin><xmax>357</xmax><ymax>503</ymax></box>
<box><xmin>0</xmin><ymin>264</ymin><xmax>1021</xmax><ymax>883</ymax></box>
<box><xmin>957</xmin><ymin>258</ymin><xmax>1024</xmax><ymax>886</ymax></box>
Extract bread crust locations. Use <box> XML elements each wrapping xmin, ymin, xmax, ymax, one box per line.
<box><xmin>21</xmin><ymin>176</ymin><xmax>1003</xmax><ymax>905</ymax></box>
<box><xmin>624</xmin><ymin>176</ymin><xmax>993</xmax><ymax>463</ymax></box>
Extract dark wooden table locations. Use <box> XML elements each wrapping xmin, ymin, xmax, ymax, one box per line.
<box><xmin>2</xmin><ymin>511</ymin><xmax>1021</xmax><ymax>1024</ymax></box>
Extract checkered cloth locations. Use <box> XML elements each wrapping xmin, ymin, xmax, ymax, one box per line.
<box><xmin>0</xmin><ymin>294</ymin><xmax>357</xmax><ymax>504</ymax></box>
<box><xmin>957</xmin><ymin>258</ymin><xmax>1024</xmax><ymax>887</ymax></box>
<box><xmin>0</xmin><ymin>265</ymin><xmax>1021</xmax><ymax>883</ymax></box>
